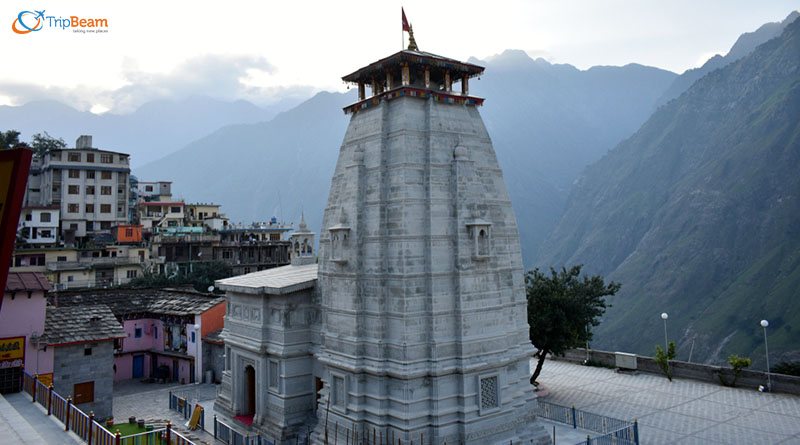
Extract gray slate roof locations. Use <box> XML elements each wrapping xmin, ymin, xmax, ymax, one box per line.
<box><xmin>48</xmin><ymin>287</ymin><xmax>224</xmax><ymax>317</ymax></box>
<box><xmin>215</xmin><ymin>263</ymin><xmax>317</xmax><ymax>295</ymax></box>
<box><xmin>42</xmin><ymin>304</ymin><xmax>126</xmax><ymax>345</ymax></box>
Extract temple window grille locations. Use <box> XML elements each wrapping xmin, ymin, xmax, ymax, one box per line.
<box><xmin>480</xmin><ymin>376</ymin><xmax>499</xmax><ymax>411</ymax></box>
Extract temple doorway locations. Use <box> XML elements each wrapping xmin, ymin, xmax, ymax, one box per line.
<box><xmin>245</xmin><ymin>365</ymin><xmax>255</xmax><ymax>416</ymax></box>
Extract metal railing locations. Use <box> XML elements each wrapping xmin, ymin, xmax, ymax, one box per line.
<box><xmin>213</xmin><ymin>415</ymin><xmax>278</xmax><ymax>445</ymax></box>
<box><xmin>168</xmin><ymin>390</ymin><xmax>205</xmax><ymax>431</ymax></box>
<box><xmin>535</xmin><ymin>399</ymin><xmax>639</xmax><ymax>445</ymax></box>
<box><xmin>22</xmin><ymin>371</ymin><xmax>201</xmax><ymax>445</ymax></box>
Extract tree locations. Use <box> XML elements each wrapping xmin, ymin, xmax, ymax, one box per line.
<box><xmin>0</xmin><ymin>130</ymin><xmax>28</xmax><ymax>149</ymax></box>
<box><xmin>655</xmin><ymin>342</ymin><xmax>676</xmax><ymax>381</ymax></box>
<box><xmin>526</xmin><ymin>265</ymin><xmax>620</xmax><ymax>385</ymax></box>
<box><xmin>30</xmin><ymin>131</ymin><xmax>66</xmax><ymax>157</ymax></box>
<box><xmin>129</xmin><ymin>260</ymin><xmax>231</xmax><ymax>293</ymax></box>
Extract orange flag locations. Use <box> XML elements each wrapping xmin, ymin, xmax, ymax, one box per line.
<box><xmin>402</xmin><ymin>8</ymin><xmax>410</xmax><ymax>32</ymax></box>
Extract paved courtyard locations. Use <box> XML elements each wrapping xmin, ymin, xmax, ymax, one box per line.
<box><xmin>537</xmin><ymin>359</ymin><xmax>800</xmax><ymax>444</ymax></box>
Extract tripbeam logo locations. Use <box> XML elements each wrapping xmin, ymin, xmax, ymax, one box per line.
<box><xmin>11</xmin><ymin>9</ymin><xmax>109</xmax><ymax>34</ymax></box>
<box><xmin>12</xmin><ymin>10</ymin><xmax>45</xmax><ymax>34</ymax></box>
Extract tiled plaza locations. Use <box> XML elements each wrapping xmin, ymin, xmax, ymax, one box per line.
<box><xmin>537</xmin><ymin>359</ymin><xmax>800</xmax><ymax>444</ymax></box>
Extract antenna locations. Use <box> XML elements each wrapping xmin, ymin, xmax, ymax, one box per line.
<box><xmin>278</xmin><ymin>188</ymin><xmax>284</xmax><ymax>224</ymax></box>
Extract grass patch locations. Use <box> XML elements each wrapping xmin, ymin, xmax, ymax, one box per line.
<box><xmin>109</xmin><ymin>422</ymin><xmax>147</xmax><ymax>437</ymax></box>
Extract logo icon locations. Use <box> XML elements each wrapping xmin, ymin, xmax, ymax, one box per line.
<box><xmin>12</xmin><ymin>10</ymin><xmax>45</xmax><ymax>34</ymax></box>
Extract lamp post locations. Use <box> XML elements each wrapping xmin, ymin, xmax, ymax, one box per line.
<box><xmin>661</xmin><ymin>313</ymin><xmax>669</xmax><ymax>351</ymax></box>
<box><xmin>761</xmin><ymin>319</ymin><xmax>771</xmax><ymax>392</ymax></box>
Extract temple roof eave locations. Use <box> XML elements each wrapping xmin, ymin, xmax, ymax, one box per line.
<box><xmin>342</xmin><ymin>50</ymin><xmax>484</xmax><ymax>83</ymax></box>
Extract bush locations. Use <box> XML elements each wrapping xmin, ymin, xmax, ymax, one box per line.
<box><xmin>655</xmin><ymin>342</ymin><xmax>676</xmax><ymax>381</ymax></box>
<box><xmin>718</xmin><ymin>355</ymin><xmax>751</xmax><ymax>387</ymax></box>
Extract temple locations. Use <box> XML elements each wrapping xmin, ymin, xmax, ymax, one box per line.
<box><xmin>214</xmin><ymin>30</ymin><xmax>551</xmax><ymax>445</ymax></box>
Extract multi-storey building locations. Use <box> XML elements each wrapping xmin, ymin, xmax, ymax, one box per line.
<box><xmin>25</xmin><ymin>135</ymin><xmax>131</xmax><ymax>244</ymax></box>
<box><xmin>17</xmin><ymin>206</ymin><xmax>60</xmax><ymax>247</ymax></box>
<box><xmin>137</xmin><ymin>180</ymin><xmax>172</xmax><ymax>202</ymax></box>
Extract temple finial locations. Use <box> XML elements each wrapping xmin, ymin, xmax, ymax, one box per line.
<box><xmin>407</xmin><ymin>24</ymin><xmax>418</xmax><ymax>51</ymax></box>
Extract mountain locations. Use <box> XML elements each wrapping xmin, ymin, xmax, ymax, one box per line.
<box><xmin>135</xmin><ymin>52</ymin><xmax>676</xmax><ymax>267</ymax></box>
<box><xmin>470</xmin><ymin>53</ymin><xmax>676</xmax><ymax>263</ymax></box>
<box><xmin>134</xmin><ymin>91</ymin><xmax>355</xmax><ymax>238</ymax></box>
<box><xmin>655</xmin><ymin>11</ymin><xmax>799</xmax><ymax>107</ymax></box>
<box><xmin>537</xmin><ymin>18</ymin><xmax>800</xmax><ymax>365</ymax></box>
<box><xmin>0</xmin><ymin>96</ymin><xmax>300</xmax><ymax>167</ymax></box>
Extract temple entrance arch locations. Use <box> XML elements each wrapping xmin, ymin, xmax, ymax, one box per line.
<box><xmin>244</xmin><ymin>365</ymin><xmax>255</xmax><ymax>416</ymax></box>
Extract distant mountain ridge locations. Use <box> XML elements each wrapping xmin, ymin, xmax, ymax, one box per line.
<box><xmin>133</xmin><ymin>51</ymin><xmax>678</xmax><ymax>268</ymax></box>
<box><xmin>0</xmin><ymin>95</ymin><xmax>301</xmax><ymax>167</ymax></box>
<box><xmin>537</xmin><ymin>16</ymin><xmax>800</xmax><ymax>365</ymax></box>
<box><xmin>655</xmin><ymin>11</ymin><xmax>799</xmax><ymax>107</ymax></box>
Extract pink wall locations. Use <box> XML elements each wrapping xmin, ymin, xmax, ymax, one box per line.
<box><xmin>0</xmin><ymin>290</ymin><xmax>49</xmax><ymax>375</ymax></box>
<box><xmin>115</xmin><ymin>354</ymin><xmax>132</xmax><ymax>381</ymax></box>
<box><xmin>121</xmin><ymin>318</ymin><xmax>164</xmax><ymax>352</ymax></box>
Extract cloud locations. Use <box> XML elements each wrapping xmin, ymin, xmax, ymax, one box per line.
<box><xmin>0</xmin><ymin>54</ymin><xmax>316</xmax><ymax>113</ymax></box>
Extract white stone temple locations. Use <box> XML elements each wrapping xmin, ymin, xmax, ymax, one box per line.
<box><xmin>214</xmin><ymin>32</ymin><xmax>551</xmax><ymax>445</ymax></box>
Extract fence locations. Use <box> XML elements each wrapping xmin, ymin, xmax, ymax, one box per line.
<box><xmin>536</xmin><ymin>399</ymin><xmax>639</xmax><ymax>445</ymax></box>
<box><xmin>21</xmin><ymin>371</ymin><xmax>201</xmax><ymax>445</ymax></box>
<box><xmin>213</xmin><ymin>415</ymin><xmax>278</xmax><ymax>445</ymax></box>
<box><xmin>168</xmin><ymin>390</ymin><xmax>205</xmax><ymax>431</ymax></box>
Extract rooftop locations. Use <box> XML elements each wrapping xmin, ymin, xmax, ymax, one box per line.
<box><xmin>342</xmin><ymin>49</ymin><xmax>484</xmax><ymax>83</ymax></box>
<box><xmin>41</xmin><ymin>304</ymin><xmax>126</xmax><ymax>345</ymax></box>
<box><xmin>48</xmin><ymin>287</ymin><xmax>224</xmax><ymax>317</ymax></box>
<box><xmin>5</xmin><ymin>272</ymin><xmax>52</xmax><ymax>292</ymax></box>
<box><xmin>216</xmin><ymin>263</ymin><xmax>317</xmax><ymax>295</ymax></box>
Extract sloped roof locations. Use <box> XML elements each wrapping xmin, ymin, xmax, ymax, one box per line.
<box><xmin>49</xmin><ymin>287</ymin><xmax>224</xmax><ymax>317</ymax></box>
<box><xmin>203</xmin><ymin>328</ymin><xmax>225</xmax><ymax>344</ymax></box>
<box><xmin>215</xmin><ymin>263</ymin><xmax>317</xmax><ymax>295</ymax></box>
<box><xmin>5</xmin><ymin>272</ymin><xmax>52</xmax><ymax>292</ymax></box>
<box><xmin>42</xmin><ymin>304</ymin><xmax>126</xmax><ymax>345</ymax></box>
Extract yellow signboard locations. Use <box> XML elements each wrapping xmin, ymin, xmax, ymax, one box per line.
<box><xmin>37</xmin><ymin>373</ymin><xmax>53</xmax><ymax>387</ymax></box>
<box><xmin>188</xmin><ymin>404</ymin><xmax>203</xmax><ymax>430</ymax></box>
<box><xmin>0</xmin><ymin>336</ymin><xmax>25</xmax><ymax>368</ymax></box>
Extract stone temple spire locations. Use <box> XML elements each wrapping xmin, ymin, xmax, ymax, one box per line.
<box><xmin>314</xmin><ymin>38</ymin><xmax>551</xmax><ymax>444</ymax></box>
<box><xmin>290</xmin><ymin>211</ymin><xmax>314</xmax><ymax>266</ymax></box>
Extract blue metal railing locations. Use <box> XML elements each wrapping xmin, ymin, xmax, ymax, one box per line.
<box><xmin>535</xmin><ymin>399</ymin><xmax>639</xmax><ymax>445</ymax></box>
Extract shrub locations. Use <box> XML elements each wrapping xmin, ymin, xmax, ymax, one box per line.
<box><xmin>655</xmin><ymin>342</ymin><xmax>676</xmax><ymax>381</ymax></box>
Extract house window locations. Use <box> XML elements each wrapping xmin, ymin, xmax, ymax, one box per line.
<box><xmin>101</xmin><ymin>154</ymin><xmax>113</xmax><ymax>163</ymax></box>
<box><xmin>126</xmin><ymin>270</ymin><xmax>137</xmax><ymax>279</ymax></box>
<box><xmin>101</xmin><ymin>204</ymin><xmax>111</xmax><ymax>213</ymax></box>
<box><xmin>84</xmin><ymin>347</ymin><xmax>92</xmax><ymax>356</ymax></box>
<box><xmin>68</xmin><ymin>204</ymin><xmax>79</xmax><ymax>213</ymax></box>
<box><xmin>68</xmin><ymin>169</ymin><xmax>80</xmax><ymax>178</ymax></box>
<box><xmin>73</xmin><ymin>381</ymin><xmax>94</xmax><ymax>405</ymax></box>
<box><xmin>100</xmin><ymin>221</ymin><xmax>111</xmax><ymax>229</ymax></box>
<box><xmin>85</xmin><ymin>204</ymin><xmax>94</xmax><ymax>213</ymax></box>
<box><xmin>86</xmin><ymin>185</ymin><xmax>95</xmax><ymax>195</ymax></box>
<box><xmin>135</xmin><ymin>328</ymin><xmax>142</xmax><ymax>338</ymax></box>
<box><xmin>170</xmin><ymin>206</ymin><xmax>181</xmax><ymax>213</ymax></box>
<box><xmin>191</xmin><ymin>332</ymin><xmax>195</xmax><ymax>343</ymax></box>
<box><xmin>68</xmin><ymin>185</ymin><xmax>79</xmax><ymax>194</ymax></box>
<box><xmin>270</xmin><ymin>233</ymin><xmax>280</xmax><ymax>241</ymax></box>
<box><xmin>101</xmin><ymin>171</ymin><xmax>112</xmax><ymax>180</ymax></box>
<box><xmin>57</xmin><ymin>256</ymin><xmax>67</xmax><ymax>262</ymax></box>
<box><xmin>86</xmin><ymin>153</ymin><xmax>94</xmax><ymax>162</ymax></box>
<box><xmin>67</xmin><ymin>275</ymin><xmax>74</xmax><ymax>282</ymax></box>
<box><xmin>68</xmin><ymin>152</ymin><xmax>81</xmax><ymax>162</ymax></box>
<box><xmin>145</xmin><ymin>185</ymin><xmax>153</xmax><ymax>192</ymax></box>
<box><xmin>154</xmin><ymin>327</ymin><xmax>158</xmax><ymax>339</ymax></box>
<box><xmin>40</xmin><ymin>230</ymin><xmax>52</xmax><ymax>238</ymax></box>
<box><xmin>25</xmin><ymin>213</ymin><xmax>32</xmax><ymax>221</ymax></box>
<box><xmin>125</xmin><ymin>228</ymin><xmax>133</xmax><ymax>237</ymax></box>
<box><xmin>86</xmin><ymin>171</ymin><xmax>95</xmax><ymax>179</ymax></box>
<box><xmin>101</xmin><ymin>186</ymin><xmax>112</xmax><ymax>195</ymax></box>
<box><xmin>40</xmin><ymin>212</ymin><xmax>51</xmax><ymax>222</ymax></box>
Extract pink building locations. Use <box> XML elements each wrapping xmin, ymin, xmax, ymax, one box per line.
<box><xmin>0</xmin><ymin>272</ymin><xmax>53</xmax><ymax>393</ymax></box>
<box><xmin>48</xmin><ymin>287</ymin><xmax>225</xmax><ymax>384</ymax></box>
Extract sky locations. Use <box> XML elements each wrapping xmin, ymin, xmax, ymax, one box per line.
<box><xmin>1</xmin><ymin>1</ymin><xmax>797</xmax><ymax>114</ymax></box>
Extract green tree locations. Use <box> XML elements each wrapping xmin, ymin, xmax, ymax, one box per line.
<box><xmin>718</xmin><ymin>355</ymin><xmax>751</xmax><ymax>387</ymax></box>
<box><xmin>526</xmin><ymin>265</ymin><xmax>620</xmax><ymax>385</ymax></box>
<box><xmin>129</xmin><ymin>260</ymin><xmax>231</xmax><ymax>293</ymax></box>
<box><xmin>655</xmin><ymin>342</ymin><xmax>676</xmax><ymax>381</ymax></box>
<box><xmin>30</xmin><ymin>131</ymin><xmax>66</xmax><ymax>157</ymax></box>
<box><xmin>0</xmin><ymin>130</ymin><xmax>28</xmax><ymax>149</ymax></box>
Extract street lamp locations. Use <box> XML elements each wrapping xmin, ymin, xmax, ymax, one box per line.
<box><xmin>661</xmin><ymin>313</ymin><xmax>669</xmax><ymax>351</ymax></box>
<box><xmin>761</xmin><ymin>319</ymin><xmax>771</xmax><ymax>392</ymax></box>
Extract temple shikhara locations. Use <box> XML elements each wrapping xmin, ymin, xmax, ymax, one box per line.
<box><xmin>214</xmin><ymin>19</ymin><xmax>551</xmax><ymax>445</ymax></box>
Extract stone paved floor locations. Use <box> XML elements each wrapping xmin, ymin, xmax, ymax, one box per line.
<box><xmin>0</xmin><ymin>391</ymin><xmax>84</xmax><ymax>444</ymax></box>
<box><xmin>112</xmin><ymin>380</ymin><xmax>219</xmax><ymax>444</ymax></box>
<box><xmin>536</xmin><ymin>359</ymin><xmax>800</xmax><ymax>444</ymax></box>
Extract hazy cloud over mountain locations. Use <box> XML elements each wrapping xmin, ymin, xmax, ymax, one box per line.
<box><xmin>0</xmin><ymin>54</ymin><xmax>317</xmax><ymax>114</ymax></box>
